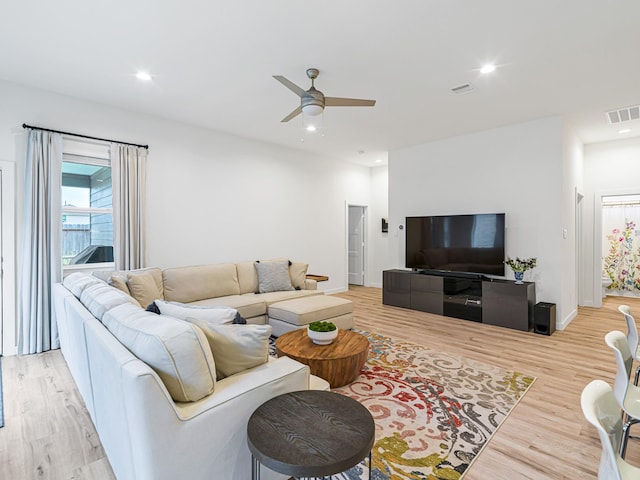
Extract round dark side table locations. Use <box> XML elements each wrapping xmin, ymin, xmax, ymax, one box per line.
<box><xmin>247</xmin><ymin>390</ymin><xmax>375</xmax><ymax>479</ymax></box>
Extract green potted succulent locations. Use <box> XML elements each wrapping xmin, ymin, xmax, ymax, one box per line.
<box><xmin>307</xmin><ymin>321</ymin><xmax>338</xmax><ymax>345</ymax></box>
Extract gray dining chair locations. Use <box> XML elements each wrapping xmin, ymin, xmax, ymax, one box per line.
<box><xmin>605</xmin><ymin>330</ymin><xmax>640</xmax><ymax>458</ymax></box>
<box><xmin>620</xmin><ymin>305</ymin><xmax>640</xmax><ymax>386</ymax></box>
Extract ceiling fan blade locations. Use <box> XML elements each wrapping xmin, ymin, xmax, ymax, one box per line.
<box><xmin>325</xmin><ymin>97</ymin><xmax>376</xmax><ymax>107</ymax></box>
<box><xmin>281</xmin><ymin>106</ymin><xmax>302</xmax><ymax>122</ymax></box>
<box><xmin>273</xmin><ymin>76</ymin><xmax>306</xmax><ymax>97</ymax></box>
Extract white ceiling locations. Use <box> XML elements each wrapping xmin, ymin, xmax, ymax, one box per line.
<box><xmin>1</xmin><ymin>1</ymin><xmax>639</xmax><ymax>167</ymax></box>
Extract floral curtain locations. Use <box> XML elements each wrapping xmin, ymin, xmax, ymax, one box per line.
<box><xmin>603</xmin><ymin>203</ymin><xmax>640</xmax><ymax>296</ymax></box>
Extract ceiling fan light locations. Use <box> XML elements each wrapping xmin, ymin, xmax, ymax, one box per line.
<box><xmin>302</xmin><ymin>104</ymin><xmax>324</xmax><ymax>116</ymax></box>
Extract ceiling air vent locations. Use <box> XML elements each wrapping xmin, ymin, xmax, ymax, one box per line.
<box><xmin>451</xmin><ymin>83</ymin><xmax>474</xmax><ymax>95</ymax></box>
<box><xmin>606</xmin><ymin>105</ymin><xmax>640</xmax><ymax>124</ymax></box>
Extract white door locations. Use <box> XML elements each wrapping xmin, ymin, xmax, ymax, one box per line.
<box><xmin>348</xmin><ymin>206</ymin><xmax>365</xmax><ymax>285</ymax></box>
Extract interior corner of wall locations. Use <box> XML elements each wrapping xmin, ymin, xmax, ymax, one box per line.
<box><xmin>556</xmin><ymin>308</ymin><xmax>578</xmax><ymax>331</ymax></box>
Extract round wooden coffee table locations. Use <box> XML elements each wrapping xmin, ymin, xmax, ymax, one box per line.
<box><xmin>276</xmin><ymin>329</ymin><xmax>369</xmax><ymax>388</ymax></box>
<box><xmin>247</xmin><ymin>390</ymin><xmax>374</xmax><ymax>479</ymax></box>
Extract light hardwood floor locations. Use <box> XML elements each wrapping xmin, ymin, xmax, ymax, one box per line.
<box><xmin>1</xmin><ymin>288</ymin><xmax>640</xmax><ymax>479</ymax></box>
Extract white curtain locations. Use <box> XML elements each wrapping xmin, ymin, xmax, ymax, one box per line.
<box><xmin>18</xmin><ymin>130</ymin><xmax>62</xmax><ymax>354</ymax></box>
<box><xmin>112</xmin><ymin>143</ymin><xmax>147</xmax><ymax>270</ymax></box>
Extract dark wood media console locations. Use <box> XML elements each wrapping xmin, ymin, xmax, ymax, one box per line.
<box><xmin>382</xmin><ymin>269</ymin><xmax>536</xmax><ymax>331</ymax></box>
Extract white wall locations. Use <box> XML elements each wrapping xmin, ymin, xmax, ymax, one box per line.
<box><xmin>583</xmin><ymin>137</ymin><xmax>640</xmax><ymax>306</ymax></box>
<box><xmin>0</xmin><ymin>79</ymin><xmax>375</xmax><ymax>354</ymax></box>
<box><xmin>368</xmin><ymin>165</ymin><xmax>389</xmax><ymax>287</ymax></box>
<box><xmin>560</xmin><ymin>126</ymin><xmax>584</xmax><ymax>324</ymax></box>
<box><xmin>388</xmin><ymin>116</ymin><xmax>574</xmax><ymax>328</ymax></box>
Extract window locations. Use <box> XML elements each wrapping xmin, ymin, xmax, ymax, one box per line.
<box><xmin>61</xmin><ymin>153</ymin><xmax>113</xmax><ymax>267</ymax></box>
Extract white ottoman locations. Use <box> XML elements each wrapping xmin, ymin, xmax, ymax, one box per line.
<box><xmin>268</xmin><ymin>295</ymin><xmax>354</xmax><ymax>337</ymax></box>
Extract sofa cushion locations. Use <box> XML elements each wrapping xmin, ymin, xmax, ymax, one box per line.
<box><xmin>80</xmin><ymin>282</ymin><xmax>141</xmax><ymax>320</ymax></box>
<box><xmin>155</xmin><ymin>299</ymin><xmax>239</xmax><ymax>325</ymax></box>
<box><xmin>63</xmin><ymin>272</ymin><xmax>103</xmax><ymax>298</ymax></box>
<box><xmin>185</xmin><ymin>322</ymin><xmax>271</xmax><ymax>380</ymax></box>
<box><xmin>255</xmin><ymin>260</ymin><xmax>294</xmax><ymax>293</ymax></box>
<box><xmin>163</xmin><ymin>264</ymin><xmax>240</xmax><ymax>303</ymax></box>
<box><xmin>102</xmin><ymin>303</ymin><xmax>216</xmax><ymax>402</ymax></box>
<box><xmin>127</xmin><ymin>271</ymin><xmax>163</xmax><ymax>307</ymax></box>
<box><xmin>188</xmin><ymin>295</ymin><xmax>267</xmax><ymax>319</ymax></box>
<box><xmin>268</xmin><ymin>295</ymin><xmax>353</xmax><ymax>326</ymax></box>
<box><xmin>246</xmin><ymin>289</ymin><xmax>324</xmax><ymax>306</ymax></box>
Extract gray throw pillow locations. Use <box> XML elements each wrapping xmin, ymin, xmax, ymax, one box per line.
<box><xmin>254</xmin><ymin>260</ymin><xmax>294</xmax><ymax>293</ymax></box>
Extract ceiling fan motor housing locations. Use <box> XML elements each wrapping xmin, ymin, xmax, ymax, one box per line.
<box><xmin>302</xmin><ymin>87</ymin><xmax>325</xmax><ymax>115</ymax></box>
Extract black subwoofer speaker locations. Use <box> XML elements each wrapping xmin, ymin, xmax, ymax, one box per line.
<box><xmin>534</xmin><ymin>302</ymin><xmax>556</xmax><ymax>335</ymax></box>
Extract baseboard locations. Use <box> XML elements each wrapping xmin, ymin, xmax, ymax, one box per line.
<box><xmin>324</xmin><ymin>286</ymin><xmax>348</xmax><ymax>295</ymax></box>
<box><xmin>557</xmin><ymin>308</ymin><xmax>577</xmax><ymax>331</ymax></box>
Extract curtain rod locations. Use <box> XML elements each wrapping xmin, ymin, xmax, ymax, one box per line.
<box><xmin>22</xmin><ymin>123</ymin><xmax>149</xmax><ymax>150</ymax></box>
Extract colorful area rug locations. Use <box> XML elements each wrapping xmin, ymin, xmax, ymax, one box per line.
<box><xmin>269</xmin><ymin>331</ymin><xmax>534</xmax><ymax>479</ymax></box>
<box><xmin>331</xmin><ymin>332</ymin><xmax>534</xmax><ymax>480</ymax></box>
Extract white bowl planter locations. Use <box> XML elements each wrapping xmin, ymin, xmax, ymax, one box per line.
<box><xmin>307</xmin><ymin>326</ymin><xmax>338</xmax><ymax>345</ymax></box>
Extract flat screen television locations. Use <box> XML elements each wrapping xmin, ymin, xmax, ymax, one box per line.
<box><xmin>405</xmin><ymin>213</ymin><xmax>505</xmax><ymax>276</ymax></box>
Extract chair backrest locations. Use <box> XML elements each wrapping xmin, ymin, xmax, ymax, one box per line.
<box><xmin>619</xmin><ymin>305</ymin><xmax>638</xmax><ymax>361</ymax></box>
<box><xmin>604</xmin><ymin>331</ymin><xmax>634</xmax><ymax>409</ymax></box>
<box><xmin>581</xmin><ymin>380</ymin><xmax>624</xmax><ymax>480</ymax></box>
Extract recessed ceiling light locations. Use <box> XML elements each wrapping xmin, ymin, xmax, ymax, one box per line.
<box><xmin>480</xmin><ymin>64</ymin><xmax>496</xmax><ymax>74</ymax></box>
<box><xmin>618</xmin><ymin>128</ymin><xmax>632</xmax><ymax>134</ymax></box>
<box><xmin>306</xmin><ymin>125</ymin><xmax>317</xmax><ymax>132</ymax></box>
<box><xmin>135</xmin><ymin>71</ymin><xmax>153</xmax><ymax>81</ymax></box>
<box><xmin>375</xmin><ymin>159</ymin><xmax>382</xmax><ymax>163</ymax></box>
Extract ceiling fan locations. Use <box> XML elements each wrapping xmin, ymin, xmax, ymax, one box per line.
<box><xmin>273</xmin><ymin>68</ymin><xmax>376</xmax><ymax>122</ymax></box>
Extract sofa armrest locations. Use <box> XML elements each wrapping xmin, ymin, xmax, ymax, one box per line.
<box><xmin>304</xmin><ymin>278</ymin><xmax>318</xmax><ymax>290</ymax></box>
<box><xmin>173</xmin><ymin>356</ymin><xmax>310</xmax><ymax>419</ymax></box>
<box><xmin>122</xmin><ymin>356</ymin><xmax>309</xmax><ymax>480</ymax></box>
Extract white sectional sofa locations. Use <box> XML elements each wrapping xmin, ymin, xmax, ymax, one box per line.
<box><xmin>53</xmin><ymin>259</ymin><xmax>333</xmax><ymax>480</ymax></box>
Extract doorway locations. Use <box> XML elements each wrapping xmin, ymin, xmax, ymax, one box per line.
<box><xmin>600</xmin><ymin>193</ymin><xmax>640</xmax><ymax>299</ymax></box>
<box><xmin>348</xmin><ymin>205</ymin><xmax>366</xmax><ymax>286</ymax></box>
<box><xmin>576</xmin><ymin>190</ymin><xmax>585</xmax><ymax>306</ymax></box>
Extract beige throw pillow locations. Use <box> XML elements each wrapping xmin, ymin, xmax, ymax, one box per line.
<box><xmin>289</xmin><ymin>262</ymin><xmax>309</xmax><ymax>290</ymax></box>
<box><xmin>108</xmin><ymin>274</ymin><xmax>131</xmax><ymax>295</ymax></box>
<box><xmin>127</xmin><ymin>271</ymin><xmax>163</xmax><ymax>307</ymax></box>
<box><xmin>186</xmin><ymin>322</ymin><xmax>271</xmax><ymax>380</ymax></box>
